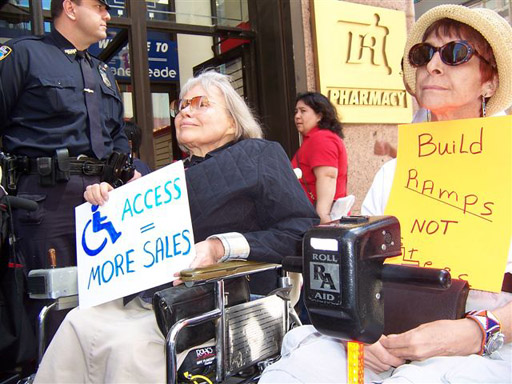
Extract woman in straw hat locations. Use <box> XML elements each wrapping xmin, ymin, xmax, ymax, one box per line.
<box><xmin>261</xmin><ymin>5</ymin><xmax>512</xmax><ymax>383</ymax></box>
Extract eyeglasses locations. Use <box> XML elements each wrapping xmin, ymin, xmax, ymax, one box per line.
<box><xmin>170</xmin><ymin>95</ymin><xmax>212</xmax><ymax>118</ymax></box>
<box><xmin>408</xmin><ymin>40</ymin><xmax>490</xmax><ymax>68</ymax></box>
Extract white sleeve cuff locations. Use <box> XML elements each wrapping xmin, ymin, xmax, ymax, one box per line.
<box><xmin>207</xmin><ymin>232</ymin><xmax>250</xmax><ymax>263</ymax></box>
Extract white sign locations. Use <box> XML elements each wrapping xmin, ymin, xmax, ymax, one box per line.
<box><xmin>75</xmin><ymin>161</ymin><xmax>195</xmax><ymax>308</ymax></box>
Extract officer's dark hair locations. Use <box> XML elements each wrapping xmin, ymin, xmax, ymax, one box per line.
<box><xmin>296</xmin><ymin>92</ymin><xmax>344</xmax><ymax>138</ymax></box>
<box><xmin>124</xmin><ymin>121</ymin><xmax>142</xmax><ymax>156</ymax></box>
<box><xmin>51</xmin><ymin>0</ymin><xmax>82</xmax><ymax>19</ymax></box>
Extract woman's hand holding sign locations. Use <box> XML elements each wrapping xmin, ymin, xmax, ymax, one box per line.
<box><xmin>84</xmin><ymin>182</ymin><xmax>115</xmax><ymax>206</ymax></box>
<box><xmin>83</xmin><ymin>171</ymin><xmax>141</xmax><ymax>206</ymax></box>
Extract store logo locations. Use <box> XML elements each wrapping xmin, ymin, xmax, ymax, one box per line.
<box><xmin>339</xmin><ymin>14</ymin><xmax>391</xmax><ymax>75</ymax></box>
<box><xmin>313</xmin><ymin>0</ymin><xmax>411</xmax><ymax>122</ymax></box>
<box><xmin>309</xmin><ymin>262</ymin><xmax>340</xmax><ymax>292</ymax></box>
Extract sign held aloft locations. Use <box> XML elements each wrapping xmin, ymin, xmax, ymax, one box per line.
<box><xmin>75</xmin><ymin>161</ymin><xmax>195</xmax><ymax>308</ymax></box>
<box><xmin>385</xmin><ymin>115</ymin><xmax>511</xmax><ymax>292</ymax></box>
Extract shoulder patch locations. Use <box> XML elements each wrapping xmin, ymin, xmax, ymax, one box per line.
<box><xmin>0</xmin><ymin>46</ymin><xmax>12</xmax><ymax>61</ymax></box>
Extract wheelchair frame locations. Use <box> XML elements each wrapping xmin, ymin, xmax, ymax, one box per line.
<box><xmin>166</xmin><ymin>261</ymin><xmax>299</xmax><ymax>384</ymax></box>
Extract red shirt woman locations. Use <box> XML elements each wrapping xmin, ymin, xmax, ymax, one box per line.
<box><xmin>291</xmin><ymin>92</ymin><xmax>348</xmax><ymax>223</ymax></box>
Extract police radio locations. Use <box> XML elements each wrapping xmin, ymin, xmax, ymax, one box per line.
<box><xmin>301</xmin><ymin>216</ymin><xmax>450</xmax><ymax>344</ymax></box>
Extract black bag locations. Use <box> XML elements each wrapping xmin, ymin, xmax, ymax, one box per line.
<box><xmin>153</xmin><ymin>277</ymin><xmax>250</xmax><ymax>353</ymax></box>
<box><xmin>0</xmin><ymin>194</ymin><xmax>37</xmax><ymax>370</ymax></box>
<box><xmin>383</xmin><ymin>278</ymin><xmax>470</xmax><ymax>335</ymax></box>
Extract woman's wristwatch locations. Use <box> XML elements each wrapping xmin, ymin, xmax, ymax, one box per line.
<box><xmin>465</xmin><ymin>310</ymin><xmax>505</xmax><ymax>355</ymax></box>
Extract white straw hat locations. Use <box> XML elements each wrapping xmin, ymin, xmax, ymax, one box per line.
<box><xmin>403</xmin><ymin>5</ymin><xmax>512</xmax><ymax>116</ymax></box>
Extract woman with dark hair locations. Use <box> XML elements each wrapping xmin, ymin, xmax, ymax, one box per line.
<box><xmin>291</xmin><ymin>92</ymin><xmax>348</xmax><ymax>224</ymax></box>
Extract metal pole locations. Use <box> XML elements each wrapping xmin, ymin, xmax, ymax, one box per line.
<box><xmin>166</xmin><ymin>309</ymin><xmax>222</xmax><ymax>384</ymax></box>
<box><xmin>215</xmin><ymin>280</ymin><xmax>226</xmax><ymax>383</ymax></box>
<box><xmin>37</xmin><ymin>302</ymin><xmax>56</xmax><ymax>363</ymax></box>
<box><xmin>126</xmin><ymin>0</ymin><xmax>155</xmax><ymax>169</ymax></box>
<box><xmin>29</xmin><ymin>0</ymin><xmax>44</xmax><ymax>35</ymax></box>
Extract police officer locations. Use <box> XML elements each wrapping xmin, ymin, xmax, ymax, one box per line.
<box><xmin>0</xmin><ymin>0</ymin><xmax>138</xmax><ymax>354</ymax></box>
<box><xmin>0</xmin><ymin>0</ymin><xmax>135</xmax><ymax>270</ymax></box>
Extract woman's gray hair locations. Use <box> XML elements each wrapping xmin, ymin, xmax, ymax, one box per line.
<box><xmin>179</xmin><ymin>71</ymin><xmax>263</xmax><ymax>141</ymax></box>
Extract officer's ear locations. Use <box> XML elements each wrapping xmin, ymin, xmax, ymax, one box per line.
<box><xmin>62</xmin><ymin>0</ymin><xmax>77</xmax><ymax>20</ymax></box>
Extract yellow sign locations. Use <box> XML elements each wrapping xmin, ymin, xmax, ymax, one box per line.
<box><xmin>385</xmin><ymin>116</ymin><xmax>512</xmax><ymax>292</ymax></box>
<box><xmin>312</xmin><ymin>0</ymin><xmax>412</xmax><ymax>123</ymax></box>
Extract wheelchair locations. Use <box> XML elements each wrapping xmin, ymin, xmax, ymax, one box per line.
<box><xmin>27</xmin><ymin>261</ymin><xmax>301</xmax><ymax>384</ymax></box>
<box><xmin>160</xmin><ymin>261</ymin><xmax>302</xmax><ymax>384</ymax></box>
<box><xmin>27</xmin><ymin>215</ymin><xmax>466</xmax><ymax>384</ymax></box>
<box><xmin>158</xmin><ymin>215</ymin><xmax>462</xmax><ymax>383</ymax></box>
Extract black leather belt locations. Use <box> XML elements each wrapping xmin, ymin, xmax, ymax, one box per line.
<box><xmin>70</xmin><ymin>160</ymin><xmax>104</xmax><ymax>176</ymax></box>
<box><xmin>25</xmin><ymin>157</ymin><xmax>104</xmax><ymax>176</ymax></box>
<box><xmin>502</xmin><ymin>273</ymin><xmax>512</xmax><ymax>293</ymax></box>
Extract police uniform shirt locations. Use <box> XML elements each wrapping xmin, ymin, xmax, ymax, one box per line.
<box><xmin>0</xmin><ymin>29</ymin><xmax>129</xmax><ymax>159</ymax></box>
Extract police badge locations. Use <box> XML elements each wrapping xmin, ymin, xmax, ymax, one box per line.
<box><xmin>98</xmin><ymin>63</ymin><xmax>112</xmax><ymax>89</ymax></box>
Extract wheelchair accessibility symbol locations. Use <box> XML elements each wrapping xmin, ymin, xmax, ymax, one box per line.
<box><xmin>82</xmin><ymin>205</ymin><xmax>122</xmax><ymax>256</ymax></box>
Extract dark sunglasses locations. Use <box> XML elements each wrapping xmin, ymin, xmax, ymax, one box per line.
<box><xmin>170</xmin><ymin>95</ymin><xmax>211</xmax><ymax>118</ymax></box>
<box><xmin>408</xmin><ymin>40</ymin><xmax>490</xmax><ymax>67</ymax></box>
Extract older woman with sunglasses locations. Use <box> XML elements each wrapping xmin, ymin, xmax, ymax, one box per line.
<box><xmin>34</xmin><ymin>71</ymin><xmax>318</xmax><ymax>383</ymax></box>
<box><xmin>261</xmin><ymin>5</ymin><xmax>512</xmax><ymax>383</ymax></box>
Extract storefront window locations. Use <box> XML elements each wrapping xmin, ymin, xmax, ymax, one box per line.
<box><xmin>105</xmin><ymin>0</ymin><xmax>248</xmax><ymax>27</ymax></box>
<box><xmin>215</xmin><ymin>0</ymin><xmax>249</xmax><ymax>27</ymax></box>
<box><xmin>0</xmin><ymin>0</ymin><xmax>31</xmax><ymax>38</ymax></box>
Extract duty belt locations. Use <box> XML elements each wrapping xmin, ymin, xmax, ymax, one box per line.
<box><xmin>24</xmin><ymin>157</ymin><xmax>105</xmax><ymax>176</ymax></box>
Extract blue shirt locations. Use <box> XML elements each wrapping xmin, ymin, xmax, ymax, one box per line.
<box><xmin>0</xmin><ymin>29</ymin><xmax>129</xmax><ymax>159</ymax></box>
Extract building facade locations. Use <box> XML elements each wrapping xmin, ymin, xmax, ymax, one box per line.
<box><xmin>1</xmin><ymin>0</ymin><xmax>509</xmax><ymax>212</ymax></box>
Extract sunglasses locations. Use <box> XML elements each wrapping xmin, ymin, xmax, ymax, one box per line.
<box><xmin>170</xmin><ymin>95</ymin><xmax>212</xmax><ymax>118</ymax></box>
<box><xmin>408</xmin><ymin>40</ymin><xmax>490</xmax><ymax>67</ymax></box>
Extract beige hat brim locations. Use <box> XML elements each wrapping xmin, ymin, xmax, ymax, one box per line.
<box><xmin>403</xmin><ymin>5</ymin><xmax>512</xmax><ymax>116</ymax></box>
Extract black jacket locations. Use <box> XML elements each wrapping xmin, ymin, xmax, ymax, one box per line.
<box><xmin>185</xmin><ymin>139</ymin><xmax>319</xmax><ymax>294</ymax></box>
<box><xmin>131</xmin><ymin>138</ymin><xmax>318</xmax><ymax>301</ymax></box>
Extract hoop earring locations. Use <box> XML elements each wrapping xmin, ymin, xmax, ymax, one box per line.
<box><xmin>481</xmin><ymin>95</ymin><xmax>487</xmax><ymax>117</ymax></box>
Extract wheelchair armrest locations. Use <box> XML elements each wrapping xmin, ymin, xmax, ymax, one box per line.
<box><xmin>28</xmin><ymin>266</ymin><xmax>78</xmax><ymax>299</ymax></box>
<box><xmin>179</xmin><ymin>260</ymin><xmax>280</xmax><ymax>285</ymax></box>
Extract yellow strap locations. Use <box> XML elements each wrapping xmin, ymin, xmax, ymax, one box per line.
<box><xmin>347</xmin><ymin>341</ymin><xmax>364</xmax><ymax>384</ymax></box>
